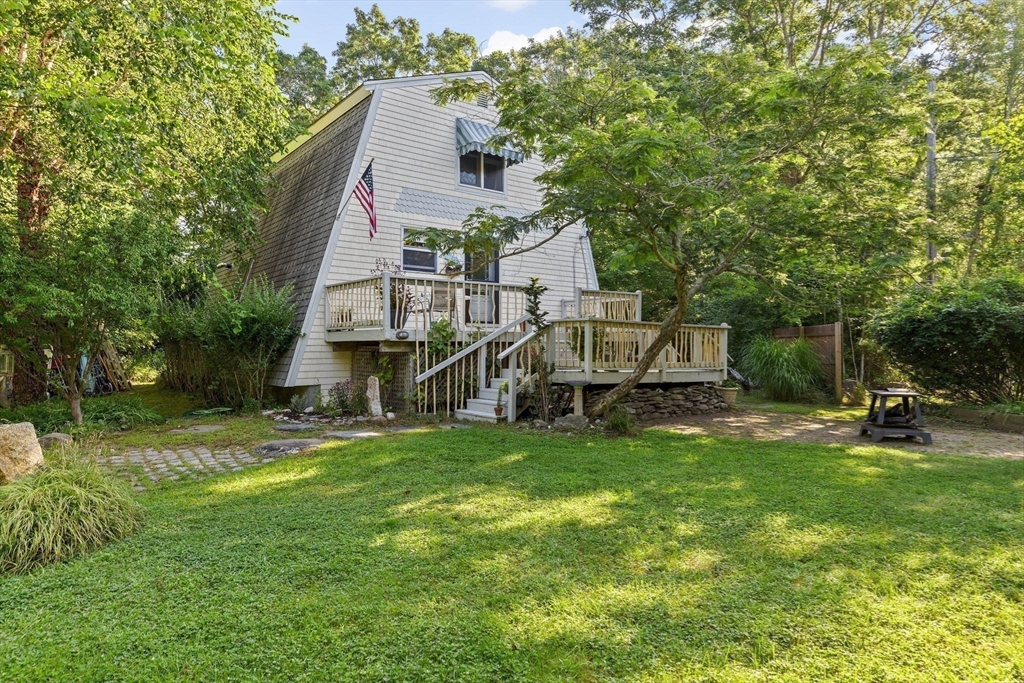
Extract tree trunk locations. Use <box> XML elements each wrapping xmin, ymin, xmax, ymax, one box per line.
<box><xmin>586</xmin><ymin>272</ymin><xmax>689</xmax><ymax>418</ymax></box>
<box><xmin>69</xmin><ymin>388</ymin><xmax>84</xmax><ymax>425</ymax></box>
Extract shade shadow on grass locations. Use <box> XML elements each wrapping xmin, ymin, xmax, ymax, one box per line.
<box><xmin>0</xmin><ymin>428</ymin><xmax>1021</xmax><ymax>682</ymax></box>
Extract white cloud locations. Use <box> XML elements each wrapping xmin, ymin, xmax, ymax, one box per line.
<box><xmin>488</xmin><ymin>0</ymin><xmax>537</xmax><ymax>11</ymax></box>
<box><xmin>482</xmin><ymin>26</ymin><xmax>562</xmax><ymax>55</ymax></box>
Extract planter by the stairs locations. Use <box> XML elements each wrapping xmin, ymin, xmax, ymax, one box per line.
<box><xmin>714</xmin><ymin>386</ymin><xmax>739</xmax><ymax>406</ymax></box>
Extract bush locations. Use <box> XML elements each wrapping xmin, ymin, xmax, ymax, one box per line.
<box><xmin>156</xmin><ymin>277</ymin><xmax>300</xmax><ymax>408</ymax></box>
<box><xmin>872</xmin><ymin>274</ymin><xmax>1024</xmax><ymax>404</ymax></box>
<box><xmin>741</xmin><ymin>337</ymin><xmax>825</xmax><ymax>402</ymax></box>
<box><xmin>0</xmin><ymin>449</ymin><xmax>143</xmax><ymax>574</ymax></box>
<box><xmin>0</xmin><ymin>395</ymin><xmax>164</xmax><ymax>434</ymax></box>
<box><xmin>603</xmin><ymin>404</ymin><xmax>640</xmax><ymax>436</ymax></box>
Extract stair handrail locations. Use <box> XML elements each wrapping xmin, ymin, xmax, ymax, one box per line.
<box><xmin>414</xmin><ymin>314</ymin><xmax>529</xmax><ymax>384</ymax></box>
<box><xmin>496</xmin><ymin>328</ymin><xmax>539</xmax><ymax>361</ymax></box>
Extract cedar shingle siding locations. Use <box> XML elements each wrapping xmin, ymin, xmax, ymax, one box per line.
<box><xmin>253</xmin><ymin>96</ymin><xmax>370</xmax><ymax>318</ymax></box>
<box><xmin>249</xmin><ymin>96</ymin><xmax>371</xmax><ymax>378</ymax></box>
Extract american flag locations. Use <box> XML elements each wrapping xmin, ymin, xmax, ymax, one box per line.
<box><xmin>353</xmin><ymin>162</ymin><xmax>376</xmax><ymax>238</ymax></box>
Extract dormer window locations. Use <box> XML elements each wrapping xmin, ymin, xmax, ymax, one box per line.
<box><xmin>455</xmin><ymin>118</ymin><xmax>524</xmax><ymax>194</ymax></box>
<box><xmin>459</xmin><ymin>151</ymin><xmax>505</xmax><ymax>192</ymax></box>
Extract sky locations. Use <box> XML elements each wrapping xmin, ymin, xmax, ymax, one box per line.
<box><xmin>275</xmin><ymin>0</ymin><xmax>584</xmax><ymax>58</ymax></box>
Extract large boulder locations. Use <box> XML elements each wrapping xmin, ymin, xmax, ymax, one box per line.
<box><xmin>0</xmin><ymin>422</ymin><xmax>45</xmax><ymax>484</ymax></box>
<box><xmin>553</xmin><ymin>414</ymin><xmax>591</xmax><ymax>432</ymax></box>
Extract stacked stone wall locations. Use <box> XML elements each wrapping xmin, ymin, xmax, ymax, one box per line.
<box><xmin>585</xmin><ymin>384</ymin><xmax>728</xmax><ymax>420</ymax></box>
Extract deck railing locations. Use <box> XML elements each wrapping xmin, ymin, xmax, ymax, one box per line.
<box><xmin>547</xmin><ymin>318</ymin><xmax>728</xmax><ymax>378</ymax></box>
<box><xmin>560</xmin><ymin>288</ymin><xmax>642</xmax><ymax>321</ymax></box>
<box><xmin>325</xmin><ymin>274</ymin><xmax>527</xmax><ymax>339</ymax></box>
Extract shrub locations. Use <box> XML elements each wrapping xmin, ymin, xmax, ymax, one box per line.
<box><xmin>0</xmin><ymin>449</ymin><xmax>143</xmax><ymax>574</ymax></box>
<box><xmin>0</xmin><ymin>395</ymin><xmax>164</xmax><ymax>434</ymax></box>
<box><xmin>871</xmin><ymin>274</ymin><xmax>1024</xmax><ymax>404</ymax></box>
<box><xmin>741</xmin><ymin>337</ymin><xmax>825</xmax><ymax>402</ymax></box>
<box><xmin>156</xmin><ymin>277</ymin><xmax>300</xmax><ymax>408</ymax></box>
<box><xmin>326</xmin><ymin>380</ymin><xmax>354</xmax><ymax>413</ymax></box>
<box><xmin>603</xmin><ymin>404</ymin><xmax>640</xmax><ymax>436</ymax></box>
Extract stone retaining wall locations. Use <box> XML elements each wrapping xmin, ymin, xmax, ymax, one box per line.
<box><xmin>585</xmin><ymin>384</ymin><xmax>728</xmax><ymax>421</ymax></box>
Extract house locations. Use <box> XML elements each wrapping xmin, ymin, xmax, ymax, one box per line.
<box><xmin>245</xmin><ymin>71</ymin><xmax>729</xmax><ymax>421</ymax></box>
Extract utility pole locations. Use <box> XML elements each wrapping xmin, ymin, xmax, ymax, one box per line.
<box><xmin>925</xmin><ymin>79</ymin><xmax>938</xmax><ymax>280</ymax></box>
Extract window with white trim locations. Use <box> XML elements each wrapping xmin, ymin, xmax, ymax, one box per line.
<box><xmin>402</xmin><ymin>228</ymin><xmax>436</xmax><ymax>273</ymax></box>
<box><xmin>459</xmin><ymin>151</ymin><xmax>505</xmax><ymax>192</ymax></box>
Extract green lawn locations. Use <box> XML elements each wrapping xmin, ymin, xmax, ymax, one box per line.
<box><xmin>1</xmin><ymin>429</ymin><xmax>1021</xmax><ymax>682</ymax></box>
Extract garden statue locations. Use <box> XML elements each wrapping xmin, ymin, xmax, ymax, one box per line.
<box><xmin>366</xmin><ymin>376</ymin><xmax>383</xmax><ymax>418</ymax></box>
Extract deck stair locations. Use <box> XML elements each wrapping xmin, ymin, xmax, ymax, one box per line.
<box><xmin>454</xmin><ymin>369</ymin><xmax>517</xmax><ymax>423</ymax></box>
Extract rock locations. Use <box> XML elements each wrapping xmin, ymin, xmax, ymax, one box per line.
<box><xmin>438</xmin><ymin>423</ymin><xmax>471</xmax><ymax>430</ymax></box>
<box><xmin>169</xmin><ymin>425</ymin><xmax>226</xmax><ymax>434</ymax></box>
<box><xmin>37</xmin><ymin>432</ymin><xmax>73</xmax><ymax>449</ymax></box>
<box><xmin>386</xmin><ymin>412</ymin><xmax>396</xmax><ymax>420</ymax></box>
<box><xmin>532</xmin><ymin>419</ymin><xmax>548</xmax><ymax>429</ymax></box>
<box><xmin>553</xmin><ymin>414</ymin><xmax>590</xmax><ymax>432</ymax></box>
<box><xmin>0</xmin><ymin>423</ymin><xmax>44</xmax><ymax>484</ymax></box>
<box><xmin>355</xmin><ymin>416</ymin><xmax>368</xmax><ymax>422</ymax></box>
<box><xmin>366</xmin><ymin>376</ymin><xmax>383</xmax><ymax>418</ymax></box>
<box><xmin>253</xmin><ymin>439</ymin><xmax>325</xmax><ymax>457</ymax></box>
<box><xmin>323</xmin><ymin>430</ymin><xmax>381</xmax><ymax>440</ymax></box>
<box><xmin>303</xmin><ymin>406</ymin><xmax>315</xmax><ymax>414</ymax></box>
<box><xmin>274</xmin><ymin>423</ymin><xmax>319</xmax><ymax>432</ymax></box>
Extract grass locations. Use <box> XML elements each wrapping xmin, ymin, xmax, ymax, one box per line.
<box><xmin>0</xmin><ymin>428</ymin><xmax>1021</xmax><ymax>681</ymax></box>
<box><xmin>735</xmin><ymin>392</ymin><xmax>866</xmax><ymax>420</ymax></box>
<box><xmin>0</xmin><ymin>394</ymin><xmax>165</xmax><ymax>435</ymax></box>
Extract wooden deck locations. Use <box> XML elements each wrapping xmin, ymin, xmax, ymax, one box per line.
<box><xmin>323</xmin><ymin>278</ymin><xmax>729</xmax><ymax>417</ymax></box>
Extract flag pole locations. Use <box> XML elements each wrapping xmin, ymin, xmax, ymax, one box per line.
<box><xmin>335</xmin><ymin>157</ymin><xmax>375</xmax><ymax>222</ymax></box>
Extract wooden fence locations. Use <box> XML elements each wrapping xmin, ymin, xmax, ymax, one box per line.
<box><xmin>772</xmin><ymin>322</ymin><xmax>843</xmax><ymax>402</ymax></box>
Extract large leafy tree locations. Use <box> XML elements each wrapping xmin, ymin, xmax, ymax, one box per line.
<box><xmin>0</xmin><ymin>0</ymin><xmax>291</xmax><ymax>421</ymax></box>
<box><xmin>276</xmin><ymin>44</ymin><xmax>336</xmax><ymax>127</ymax></box>
<box><xmin>331</xmin><ymin>5</ymin><xmax>478</xmax><ymax>94</ymax></box>
<box><xmin>434</xmin><ymin>2</ymin><xmax>931</xmax><ymax>415</ymax></box>
<box><xmin>931</xmin><ymin>0</ymin><xmax>1024</xmax><ymax>276</ymax></box>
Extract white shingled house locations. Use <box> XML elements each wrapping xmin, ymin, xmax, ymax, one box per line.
<box><xmin>246</xmin><ymin>71</ymin><xmax>728</xmax><ymax>421</ymax></box>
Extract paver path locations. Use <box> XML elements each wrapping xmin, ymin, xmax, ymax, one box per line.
<box><xmin>654</xmin><ymin>409</ymin><xmax>1023</xmax><ymax>460</ymax></box>
<box><xmin>98</xmin><ymin>447</ymin><xmax>285</xmax><ymax>490</ymax></box>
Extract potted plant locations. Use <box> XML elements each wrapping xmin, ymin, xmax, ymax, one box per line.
<box><xmin>372</xmin><ymin>258</ymin><xmax>415</xmax><ymax>330</ymax></box>
<box><xmin>715</xmin><ymin>379</ymin><xmax>740</xmax><ymax>406</ymax></box>
<box><xmin>442</xmin><ymin>254</ymin><xmax>462</xmax><ymax>278</ymax></box>
<box><xmin>494</xmin><ymin>380</ymin><xmax>508</xmax><ymax>417</ymax></box>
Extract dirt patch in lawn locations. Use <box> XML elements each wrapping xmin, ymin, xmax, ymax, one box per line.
<box><xmin>652</xmin><ymin>408</ymin><xmax>1023</xmax><ymax>460</ymax></box>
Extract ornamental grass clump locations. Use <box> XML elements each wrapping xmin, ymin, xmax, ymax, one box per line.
<box><xmin>0</xmin><ymin>449</ymin><xmax>143</xmax><ymax>574</ymax></box>
<box><xmin>742</xmin><ymin>337</ymin><xmax>825</xmax><ymax>402</ymax></box>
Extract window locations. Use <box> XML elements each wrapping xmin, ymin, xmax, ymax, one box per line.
<box><xmin>465</xmin><ymin>251</ymin><xmax>499</xmax><ymax>283</ymax></box>
<box><xmin>402</xmin><ymin>228</ymin><xmax>436</xmax><ymax>273</ymax></box>
<box><xmin>458</xmin><ymin>151</ymin><xmax>505</xmax><ymax>192</ymax></box>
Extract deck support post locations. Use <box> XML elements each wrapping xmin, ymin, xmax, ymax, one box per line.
<box><xmin>477</xmin><ymin>345</ymin><xmax>487</xmax><ymax>395</ymax></box>
<box><xmin>720</xmin><ymin>323</ymin><xmax>729</xmax><ymax>382</ymax></box>
<box><xmin>508</xmin><ymin>350</ymin><xmax>518</xmax><ymax>423</ymax></box>
<box><xmin>575</xmin><ymin>287</ymin><xmax>583</xmax><ymax>318</ymax></box>
<box><xmin>635</xmin><ymin>291</ymin><xmax>643</xmax><ymax>321</ymax></box>
<box><xmin>583</xmin><ymin>320</ymin><xmax>593</xmax><ymax>382</ymax></box>
<box><xmin>381</xmin><ymin>272</ymin><xmax>391</xmax><ymax>333</ymax></box>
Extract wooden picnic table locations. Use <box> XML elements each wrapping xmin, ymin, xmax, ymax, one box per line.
<box><xmin>860</xmin><ymin>389</ymin><xmax>932</xmax><ymax>444</ymax></box>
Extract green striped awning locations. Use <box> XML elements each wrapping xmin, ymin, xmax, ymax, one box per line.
<box><xmin>455</xmin><ymin>118</ymin><xmax>525</xmax><ymax>165</ymax></box>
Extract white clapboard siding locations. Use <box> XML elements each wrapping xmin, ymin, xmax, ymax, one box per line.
<box><xmin>293</xmin><ymin>76</ymin><xmax>596</xmax><ymax>388</ymax></box>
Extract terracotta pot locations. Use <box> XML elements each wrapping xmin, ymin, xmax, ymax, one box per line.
<box><xmin>493</xmin><ymin>406</ymin><xmax>505</xmax><ymax>417</ymax></box>
<box><xmin>715</xmin><ymin>386</ymin><xmax>739</xmax><ymax>406</ymax></box>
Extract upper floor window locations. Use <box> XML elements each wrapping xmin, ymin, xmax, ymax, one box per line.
<box><xmin>402</xmin><ymin>228</ymin><xmax>436</xmax><ymax>273</ymax></box>
<box><xmin>459</xmin><ymin>151</ymin><xmax>505</xmax><ymax>192</ymax></box>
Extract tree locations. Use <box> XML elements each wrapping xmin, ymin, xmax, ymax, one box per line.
<box><xmin>432</xmin><ymin>3</ymin><xmax>930</xmax><ymax>416</ymax></box>
<box><xmin>931</xmin><ymin>0</ymin><xmax>1024</xmax><ymax>276</ymax></box>
<box><xmin>0</xmin><ymin>0</ymin><xmax>291</xmax><ymax>421</ymax></box>
<box><xmin>276</xmin><ymin>45</ymin><xmax>336</xmax><ymax>127</ymax></box>
<box><xmin>331</xmin><ymin>4</ymin><xmax>477</xmax><ymax>93</ymax></box>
